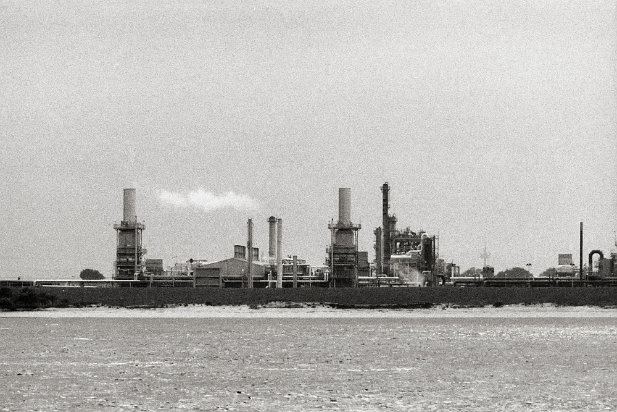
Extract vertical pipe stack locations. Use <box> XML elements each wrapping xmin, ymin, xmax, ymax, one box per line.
<box><xmin>292</xmin><ymin>255</ymin><xmax>298</xmax><ymax>288</ymax></box>
<box><xmin>339</xmin><ymin>188</ymin><xmax>351</xmax><ymax>226</ymax></box>
<box><xmin>268</xmin><ymin>216</ymin><xmax>277</xmax><ymax>265</ymax></box>
<box><xmin>580</xmin><ymin>222</ymin><xmax>584</xmax><ymax>280</ymax></box>
<box><xmin>247</xmin><ymin>218</ymin><xmax>253</xmax><ymax>288</ymax></box>
<box><xmin>382</xmin><ymin>182</ymin><xmax>390</xmax><ymax>275</ymax></box>
<box><xmin>123</xmin><ymin>188</ymin><xmax>137</xmax><ymax>223</ymax></box>
<box><xmin>374</xmin><ymin>227</ymin><xmax>382</xmax><ymax>275</ymax></box>
<box><xmin>276</xmin><ymin>218</ymin><xmax>283</xmax><ymax>288</ymax></box>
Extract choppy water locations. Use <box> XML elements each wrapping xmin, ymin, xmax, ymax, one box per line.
<box><xmin>1</xmin><ymin>307</ymin><xmax>617</xmax><ymax>411</ymax></box>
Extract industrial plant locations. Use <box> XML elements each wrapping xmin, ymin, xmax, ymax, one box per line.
<box><xmin>3</xmin><ymin>183</ymin><xmax>617</xmax><ymax>290</ymax></box>
<box><xmin>105</xmin><ymin>185</ymin><xmax>456</xmax><ymax>288</ymax></box>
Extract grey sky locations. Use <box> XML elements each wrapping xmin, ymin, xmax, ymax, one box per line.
<box><xmin>1</xmin><ymin>1</ymin><xmax>615</xmax><ymax>278</ymax></box>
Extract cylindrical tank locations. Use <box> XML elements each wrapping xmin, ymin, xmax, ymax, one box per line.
<box><xmin>268</xmin><ymin>216</ymin><xmax>277</xmax><ymax>263</ymax></box>
<box><xmin>123</xmin><ymin>188</ymin><xmax>136</xmax><ymax>223</ymax></box>
<box><xmin>339</xmin><ymin>188</ymin><xmax>351</xmax><ymax>225</ymax></box>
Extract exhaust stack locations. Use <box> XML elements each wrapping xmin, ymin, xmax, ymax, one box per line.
<box><xmin>580</xmin><ymin>222</ymin><xmax>584</xmax><ymax>280</ymax></box>
<box><xmin>123</xmin><ymin>188</ymin><xmax>137</xmax><ymax>223</ymax></box>
<box><xmin>382</xmin><ymin>182</ymin><xmax>391</xmax><ymax>275</ymax></box>
<box><xmin>247</xmin><ymin>218</ymin><xmax>254</xmax><ymax>288</ymax></box>
<box><xmin>339</xmin><ymin>188</ymin><xmax>351</xmax><ymax>226</ymax></box>
<box><xmin>276</xmin><ymin>218</ymin><xmax>283</xmax><ymax>288</ymax></box>
<box><xmin>268</xmin><ymin>216</ymin><xmax>277</xmax><ymax>265</ymax></box>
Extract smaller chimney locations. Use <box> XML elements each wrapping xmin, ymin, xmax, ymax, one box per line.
<box><xmin>276</xmin><ymin>218</ymin><xmax>283</xmax><ymax>288</ymax></box>
<box><xmin>268</xmin><ymin>216</ymin><xmax>277</xmax><ymax>265</ymax></box>
<box><xmin>248</xmin><ymin>218</ymin><xmax>253</xmax><ymax>288</ymax></box>
<box><xmin>580</xmin><ymin>222</ymin><xmax>584</xmax><ymax>280</ymax></box>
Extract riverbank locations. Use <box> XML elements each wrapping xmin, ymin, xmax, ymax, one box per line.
<box><xmin>2</xmin><ymin>303</ymin><xmax>617</xmax><ymax>318</ymax></box>
<box><xmin>2</xmin><ymin>286</ymin><xmax>617</xmax><ymax>312</ymax></box>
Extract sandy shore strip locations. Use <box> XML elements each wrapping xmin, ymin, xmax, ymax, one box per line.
<box><xmin>2</xmin><ymin>303</ymin><xmax>617</xmax><ymax>318</ymax></box>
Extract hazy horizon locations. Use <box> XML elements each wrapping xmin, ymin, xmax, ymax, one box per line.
<box><xmin>1</xmin><ymin>1</ymin><xmax>616</xmax><ymax>279</ymax></box>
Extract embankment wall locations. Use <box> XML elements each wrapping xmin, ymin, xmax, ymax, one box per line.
<box><xmin>37</xmin><ymin>287</ymin><xmax>617</xmax><ymax>307</ymax></box>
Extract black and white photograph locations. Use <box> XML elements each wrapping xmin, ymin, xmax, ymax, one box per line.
<box><xmin>1</xmin><ymin>1</ymin><xmax>616</xmax><ymax>410</ymax></box>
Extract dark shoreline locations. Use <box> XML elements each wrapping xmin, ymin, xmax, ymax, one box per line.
<box><xmin>3</xmin><ymin>286</ymin><xmax>617</xmax><ymax>310</ymax></box>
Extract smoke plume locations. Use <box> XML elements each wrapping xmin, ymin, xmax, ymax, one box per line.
<box><xmin>159</xmin><ymin>188</ymin><xmax>259</xmax><ymax>212</ymax></box>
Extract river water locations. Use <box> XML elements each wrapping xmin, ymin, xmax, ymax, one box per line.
<box><xmin>1</xmin><ymin>306</ymin><xmax>616</xmax><ymax>411</ymax></box>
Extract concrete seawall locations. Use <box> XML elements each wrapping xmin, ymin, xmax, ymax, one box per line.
<box><xmin>38</xmin><ymin>287</ymin><xmax>617</xmax><ymax>308</ymax></box>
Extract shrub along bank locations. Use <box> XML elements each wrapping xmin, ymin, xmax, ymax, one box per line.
<box><xmin>0</xmin><ymin>287</ymin><xmax>66</xmax><ymax>311</ymax></box>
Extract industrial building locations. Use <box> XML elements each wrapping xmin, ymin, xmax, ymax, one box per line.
<box><xmin>326</xmin><ymin>188</ymin><xmax>370</xmax><ymax>287</ymax></box>
<box><xmin>192</xmin><ymin>254</ymin><xmax>322</xmax><ymax>288</ymax></box>
<box><xmin>113</xmin><ymin>188</ymin><xmax>146</xmax><ymax>280</ymax></box>
<box><xmin>3</xmin><ymin>184</ymin><xmax>617</xmax><ymax>290</ymax></box>
<box><xmin>25</xmin><ymin>186</ymin><xmax>594</xmax><ymax>289</ymax></box>
<box><xmin>109</xmin><ymin>191</ymin><xmax>328</xmax><ymax>288</ymax></box>
<box><xmin>373</xmin><ymin>182</ymin><xmax>442</xmax><ymax>286</ymax></box>
<box><xmin>193</xmin><ymin>257</ymin><xmax>267</xmax><ymax>288</ymax></box>
<box><xmin>103</xmin><ymin>186</ymin><xmax>614</xmax><ymax>289</ymax></box>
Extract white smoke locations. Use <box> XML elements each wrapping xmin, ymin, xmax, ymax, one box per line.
<box><xmin>159</xmin><ymin>188</ymin><xmax>259</xmax><ymax>212</ymax></box>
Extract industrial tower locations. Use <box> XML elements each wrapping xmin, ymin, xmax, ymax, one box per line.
<box><xmin>327</xmin><ymin>188</ymin><xmax>361</xmax><ymax>287</ymax></box>
<box><xmin>113</xmin><ymin>188</ymin><xmax>146</xmax><ymax>280</ymax></box>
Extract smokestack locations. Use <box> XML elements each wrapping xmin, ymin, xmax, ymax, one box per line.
<box><xmin>382</xmin><ymin>182</ymin><xmax>390</xmax><ymax>274</ymax></box>
<box><xmin>374</xmin><ymin>227</ymin><xmax>382</xmax><ymax>275</ymax></box>
<box><xmin>580</xmin><ymin>222</ymin><xmax>584</xmax><ymax>280</ymax></box>
<box><xmin>292</xmin><ymin>255</ymin><xmax>298</xmax><ymax>288</ymax></box>
<box><xmin>339</xmin><ymin>188</ymin><xmax>351</xmax><ymax>225</ymax></box>
<box><xmin>276</xmin><ymin>218</ymin><xmax>283</xmax><ymax>288</ymax></box>
<box><xmin>268</xmin><ymin>216</ymin><xmax>277</xmax><ymax>264</ymax></box>
<box><xmin>123</xmin><ymin>188</ymin><xmax>137</xmax><ymax>223</ymax></box>
<box><xmin>247</xmin><ymin>218</ymin><xmax>253</xmax><ymax>288</ymax></box>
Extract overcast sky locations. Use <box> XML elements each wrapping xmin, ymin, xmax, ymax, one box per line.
<box><xmin>1</xmin><ymin>1</ymin><xmax>615</xmax><ymax>279</ymax></box>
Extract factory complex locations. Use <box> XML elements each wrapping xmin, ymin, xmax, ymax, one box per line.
<box><xmin>6</xmin><ymin>182</ymin><xmax>615</xmax><ymax>291</ymax></box>
<box><xmin>110</xmin><ymin>184</ymin><xmax>466</xmax><ymax>288</ymax></box>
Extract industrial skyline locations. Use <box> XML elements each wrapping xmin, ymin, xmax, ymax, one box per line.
<box><xmin>1</xmin><ymin>1</ymin><xmax>615</xmax><ymax>279</ymax></box>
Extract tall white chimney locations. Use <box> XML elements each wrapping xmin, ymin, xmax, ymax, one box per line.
<box><xmin>123</xmin><ymin>188</ymin><xmax>136</xmax><ymax>223</ymax></box>
<box><xmin>339</xmin><ymin>188</ymin><xmax>351</xmax><ymax>226</ymax></box>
